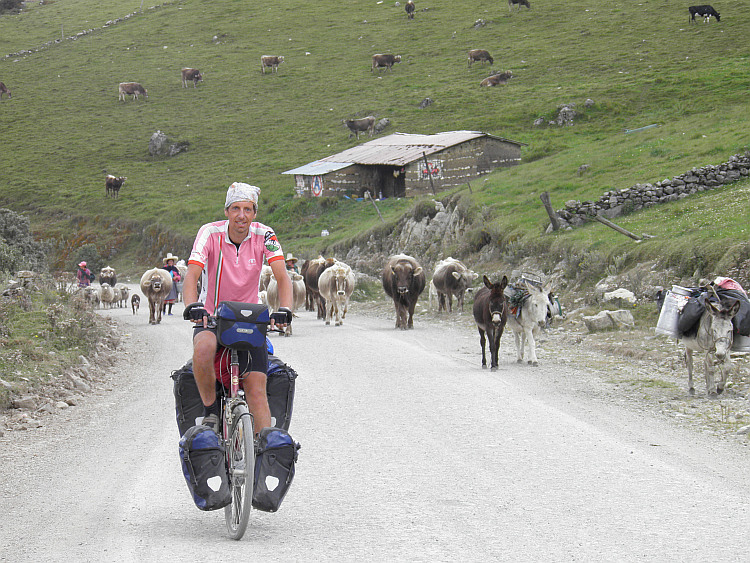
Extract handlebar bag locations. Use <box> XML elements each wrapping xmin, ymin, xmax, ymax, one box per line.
<box><xmin>179</xmin><ymin>425</ymin><xmax>232</xmax><ymax>511</ymax></box>
<box><xmin>252</xmin><ymin>427</ymin><xmax>300</xmax><ymax>513</ymax></box>
<box><xmin>215</xmin><ymin>301</ymin><xmax>269</xmax><ymax>351</ymax></box>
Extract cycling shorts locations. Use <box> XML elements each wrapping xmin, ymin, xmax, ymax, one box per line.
<box><xmin>193</xmin><ymin>325</ymin><xmax>268</xmax><ymax>387</ymax></box>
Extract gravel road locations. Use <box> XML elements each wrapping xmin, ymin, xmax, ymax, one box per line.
<box><xmin>3</xmin><ymin>297</ymin><xmax>750</xmax><ymax>562</ymax></box>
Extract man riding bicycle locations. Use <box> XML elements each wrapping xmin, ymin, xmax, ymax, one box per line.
<box><xmin>183</xmin><ymin>182</ymin><xmax>293</xmax><ymax>436</ymax></box>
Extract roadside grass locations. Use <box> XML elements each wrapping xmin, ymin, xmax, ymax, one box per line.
<box><xmin>1</xmin><ymin>0</ymin><xmax>749</xmax><ymax>276</ymax></box>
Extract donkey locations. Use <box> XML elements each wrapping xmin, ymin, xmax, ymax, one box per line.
<box><xmin>681</xmin><ymin>296</ymin><xmax>740</xmax><ymax>396</ymax></box>
<box><xmin>472</xmin><ymin>275</ymin><xmax>509</xmax><ymax>370</ymax></box>
<box><xmin>507</xmin><ymin>281</ymin><xmax>552</xmax><ymax>366</ymax></box>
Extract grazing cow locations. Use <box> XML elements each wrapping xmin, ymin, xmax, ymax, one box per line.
<box><xmin>468</xmin><ymin>49</ymin><xmax>494</xmax><ymax>67</ymax></box>
<box><xmin>472</xmin><ymin>275</ymin><xmax>509</xmax><ymax>370</ymax></box>
<box><xmin>681</xmin><ymin>296</ymin><xmax>740</xmax><ymax>396</ymax></box>
<box><xmin>689</xmin><ymin>5</ymin><xmax>720</xmax><ymax>22</ymax></box>
<box><xmin>507</xmin><ymin>281</ymin><xmax>552</xmax><ymax>366</ymax></box>
<box><xmin>181</xmin><ymin>68</ymin><xmax>203</xmax><ymax>88</ymax></box>
<box><xmin>99</xmin><ymin>266</ymin><xmax>117</xmax><ymax>287</ymax></box>
<box><xmin>432</xmin><ymin>257</ymin><xmax>478</xmax><ymax>313</ymax></box>
<box><xmin>99</xmin><ymin>283</ymin><xmax>116</xmax><ymax>309</ymax></box>
<box><xmin>261</xmin><ymin>55</ymin><xmax>284</xmax><ymax>74</ymax></box>
<box><xmin>343</xmin><ymin>116</ymin><xmax>376</xmax><ymax>139</ymax></box>
<box><xmin>118</xmin><ymin>82</ymin><xmax>148</xmax><ymax>101</ymax></box>
<box><xmin>508</xmin><ymin>0</ymin><xmax>530</xmax><ymax>10</ymax></box>
<box><xmin>0</xmin><ymin>82</ymin><xmax>10</xmax><ymax>99</ymax></box>
<box><xmin>140</xmin><ymin>268</ymin><xmax>173</xmax><ymax>324</ymax></box>
<box><xmin>371</xmin><ymin>54</ymin><xmax>402</xmax><ymax>72</ymax></box>
<box><xmin>480</xmin><ymin>70</ymin><xmax>513</xmax><ymax>87</ymax></box>
<box><xmin>319</xmin><ymin>262</ymin><xmax>356</xmax><ymax>326</ymax></box>
<box><xmin>115</xmin><ymin>283</ymin><xmax>129</xmax><ymax>308</ymax></box>
<box><xmin>105</xmin><ymin>175</ymin><xmax>126</xmax><ymax>198</ymax></box>
<box><xmin>303</xmin><ymin>256</ymin><xmax>336</xmax><ymax>318</ymax></box>
<box><xmin>131</xmin><ymin>293</ymin><xmax>140</xmax><ymax>314</ymax></box>
<box><xmin>405</xmin><ymin>0</ymin><xmax>415</xmax><ymax>19</ymax></box>
<box><xmin>382</xmin><ymin>254</ymin><xmax>425</xmax><ymax>330</ymax></box>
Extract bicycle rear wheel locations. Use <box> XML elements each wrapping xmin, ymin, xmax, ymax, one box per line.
<box><xmin>224</xmin><ymin>403</ymin><xmax>255</xmax><ymax>540</ymax></box>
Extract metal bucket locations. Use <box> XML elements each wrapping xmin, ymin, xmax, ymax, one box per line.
<box><xmin>733</xmin><ymin>334</ymin><xmax>750</xmax><ymax>353</ymax></box>
<box><xmin>655</xmin><ymin>289</ymin><xmax>690</xmax><ymax>337</ymax></box>
<box><xmin>670</xmin><ymin>285</ymin><xmax>692</xmax><ymax>297</ymax></box>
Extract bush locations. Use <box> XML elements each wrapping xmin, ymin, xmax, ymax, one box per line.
<box><xmin>0</xmin><ymin>209</ymin><xmax>48</xmax><ymax>273</ymax></box>
<box><xmin>0</xmin><ymin>0</ymin><xmax>23</xmax><ymax>13</ymax></box>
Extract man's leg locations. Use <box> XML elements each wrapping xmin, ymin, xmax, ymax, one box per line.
<box><xmin>193</xmin><ymin>330</ymin><xmax>219</xmax><ymax>411</ymax></box>
<box><xmin>242</xmin><ymin>371</ymin><xmax>272</xmax><ymax>434</ymax></box>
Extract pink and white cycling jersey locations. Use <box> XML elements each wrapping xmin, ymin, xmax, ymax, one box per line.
<box><xmin>188</xmin><ymin>220</ymin><xmax>284</xmax><ymax>313</ymax></box>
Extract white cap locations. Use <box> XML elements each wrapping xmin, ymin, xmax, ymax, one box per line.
<box><xmin>225</xmin><ymin>182</ymin><xmax>260</xmax><ymax>208</ymax></box>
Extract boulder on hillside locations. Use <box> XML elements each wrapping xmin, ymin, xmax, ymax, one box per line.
<box><xmin>149</xmin><ymin>130</ymin><xmax>189</xmax><ymax>157</ymax></box>
<box><xmin>583</xmin><ymin>309</ymin><xmax>635</xmax><ymax>332</ymax></box>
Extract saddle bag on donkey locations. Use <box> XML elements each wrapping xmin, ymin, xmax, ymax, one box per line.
<box><xmin>253</xmin><ymin>427</ymin><xmax>301</xmax><ymax>512</ymax></box>
<box><xmin>178</xmin><ymin>425</ymin><xmax>232</xmax><ymax>511</ymax></box>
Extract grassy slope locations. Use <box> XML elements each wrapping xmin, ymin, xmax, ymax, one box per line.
<box><xmin>1</xmin><ymin>0</ymin><xmax>749</xmax><ymax>275</ymax></box>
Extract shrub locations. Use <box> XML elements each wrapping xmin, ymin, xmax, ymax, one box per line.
<box><xmin>0</xmin><ymin>0</ymin><xmax>23</xmax><ymax>14</ymax></box>
<box><xmin>0</xmin><ymin>209</ymin><xmax>48</xmax><ymax>273</ymax></box>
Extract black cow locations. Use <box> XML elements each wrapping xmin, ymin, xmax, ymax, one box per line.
<box><xmin>509</xmin><ymin>0</ymin><xmax>530</xmax><ymax>10</ymax></box>
<box><xmin>405</xmin><ymin>0</ymin><xmax>415</xmax><ymax>19</ymax></box>
<box><xmin>371</xmin><ymin>54</ymin><xmax>402</xmax><ymax>72</ymax></box>
<box><xmin>302</xmin><ymin>256</ymin><xmax>336</xmax><ymax>318</ymax></box>
<box><xmin>105</xmin><ymin>175</ymin><xmax>126</xmax><ymax>198</ymax></box>
<box><xmin>689</xmin><ymin>5</ymin><xmax>720</xmax><ymax>22</ymax></box>
<box><xmin>0</xmin><ymin>82</ymin><xmax>11</xmax><ymax>100</ymax></box>
<box><xmin>343</xmin><ymin>116</ymin><xmax>376</xmax><ymax>139</ymax></box>
<box><xmin>181</xmin><ymin>68</ymin><xmax>203</xmax><ymax>87</ymax></box>
<box><xmin>382</xmin><ymin>254</ymin><xmax>425</xmax><ymax>330</ymax></box>
<box><xmin>472</xmin><ymin>275</ymin><xmax>509</xmax><ymax>370</ymax></box>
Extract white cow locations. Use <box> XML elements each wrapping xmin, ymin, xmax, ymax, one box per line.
<box><xmin>318</xmin><ymin>262</ymin><xmax>356</xmax><ymax>326</ymax></box>
<box><xmin>266</xmin><ymin>271</ymin><xmax>305</xmax><ymax>336</ymax></box>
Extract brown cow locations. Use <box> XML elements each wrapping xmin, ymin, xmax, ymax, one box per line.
<box><xmin>468</xmin><ymin>49</ymin><xmax>494</xmax><ymax>67</ymax></box>
<box><xmin>302</xmin><ymin>256</ymin><xmax>336</xmax><ymax>318</ymax></box>
<box><xmin>382</xmin><ymin>254</ymin><xmax>425</xmax><ymax>330</ymax></box>
<box><xmin>480</xmin><ymin>70</ymin><xmax>513</xmax><ymax>87</ymax></box>
<box><xmin>261</xmin><ymin>55</ymin><xmax>284</xmax><ymax>74</ymax></box>
<box><xmin>105</xmin><ymin>175</ymin><xmax>126</xmax><ymax>198</ymax></box>
<box><xmin>0</xmin><ymin>82</ymin><xmax>11</xmax><ymax>100</ymax></box>
<box><xmin>371</xmin><ymin>54</ymin><xmax>401</xmax><ymax>72</ymax></box>
<box><xmin>181</xmin><ymin>68</ymin><xmax>203</xmax><ymax>87</ymax></box>
<box><xmin>432</xmin><ymin>257</ymin><xmax>478</xmax><ymax>313</ymax></box>
<box><xmin>405</xmin><ymin>0</ymin><xmax>415</xmax><ymax>19</ymax></box>
<box><xmin>472</xmin><ymin>275</ymin><xmax>509</xmax><ymax>370</ymax></box>
<box><xmin>140</xmin><ymin>268</ymin><xmax>172</xmax><ymax>324</ymax></box>
<box><xmin>343</xmin><ymin>116</ymin><xmax>376</xmax><ymax>139</ymax></box>
<box><xmin>118</xmin><ymin>82</ymin><xmax>148</xmax><ymax>101</ymax></box>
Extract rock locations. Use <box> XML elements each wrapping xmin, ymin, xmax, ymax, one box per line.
<box><xmin>583</xmin><ymin>311</ymin><xmax>614</xmax><ymax>332</ymax></box>
<box><xmin>418</xmin><ymin>98</ymin><xmax>433</xmax><ymax>109</ymax></box>
<box><xmin>373</xmin><ymin>118</ymin><xmax>390</xmax><ymax>134</ymax></box>
<box><xmin>603</xmin><ymin>288</ymin><xmax>636</xmax><ymax>304</ymax></box>
<box><xmin>149</xmin><ymin>130</ymin><xmax>189</xmax><ymax>157</ymax></box>
<box><xmin>55</xmin><ymin>401</ymin><xmax>69</xmax><ymax>409</ymax></box>
<box><xmin>12</xmin><ymin>396</ymin><xmax>37</xmax><ymax>410</ymax></box>
<box><xmin>608</xmin><ymin>309</ymin><xmax>635</xmax><ymax>328</ymax></box>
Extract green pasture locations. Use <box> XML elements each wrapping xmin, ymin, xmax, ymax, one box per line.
<box><xmin>1</xmin><ymin>0</ymin><xmax>749</xmax><ymax>277</ymax></box>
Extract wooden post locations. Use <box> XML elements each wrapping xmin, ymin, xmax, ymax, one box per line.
<box><xmin>466</xmin><ymin>181</ymin><xmax>473</xmax><ymax>193</ymax></box>
<box><xmin>364</xmin><ymin>191</ymin><xmax>385</xmax><ymax>223</ymax></box>
<box><xmin>422</xmin><ymin>152</ymin><xmax>436</xmax><ymax>195</ymax></box>
<box><xmin>540</xmin><ymin>191</ymin><xmax>560</xmax><ymax>231</ymax></box>
<box><xmin>593</xmin><ymin>214</ymin><xmax>642</xmax><ymax>241</ymax></box>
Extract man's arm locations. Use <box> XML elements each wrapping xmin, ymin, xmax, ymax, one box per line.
<box><xmin>269</xmin><ymin>259</ymin><xmax>293</xmax><ymax>309</ymax></box>
<box><xmin>183</xmin><ymin>263</ymin><xmax>203</xmax><ymax>306</ymax></box>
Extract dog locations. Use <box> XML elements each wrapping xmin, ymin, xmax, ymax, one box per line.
<box><xmin>131</xmin><ymin>294</ymin><xmax>141</xmax><ymax>314</ymax></box>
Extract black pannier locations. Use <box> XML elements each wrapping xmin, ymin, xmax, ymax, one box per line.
<box><xmin>252</xmin><ymin>427</ymin><xmax>300</xmax><ymax>513</ymax></box>
<box><xmin>179</xmin><ymin>424</ymin><xmax>232</xmax><ymax>511</ymax></box>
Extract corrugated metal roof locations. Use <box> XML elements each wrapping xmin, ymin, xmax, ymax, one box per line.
<box><xmin>282</xmin><ymin>131</ymin><xmax>526</xmax><ymax>174</ymax></box>
<box><xmin>282</xmin><ymin>160</ymin><xmax>353</xmax><ymax>176</ymax></box>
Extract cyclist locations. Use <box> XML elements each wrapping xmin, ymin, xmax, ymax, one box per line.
<box><xmin>183</xmin><ymin>182</ymin><xmax>293</xmax><ymax>435</ymax></box>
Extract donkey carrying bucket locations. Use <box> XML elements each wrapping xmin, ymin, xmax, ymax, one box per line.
<box><xmin>506</xmin><ymin>281</ymin><xmax>553</xmax><ymax>366</ymax></box>
<box><xmin>681</xmin><ymin>293</ymin><xmax>740</xmax><ymax>397</ymax></box>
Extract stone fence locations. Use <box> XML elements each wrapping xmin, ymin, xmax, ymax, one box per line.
<box><xmin>552</xmin><ymin>151</ymin><xmax>750</xmax><ymax>230</ymax></box>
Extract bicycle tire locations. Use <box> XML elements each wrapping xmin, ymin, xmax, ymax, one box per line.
<box><xmin>224</xmin><ymin>404</ymin><xmax>255</xmax><ymax>540</ymax></box>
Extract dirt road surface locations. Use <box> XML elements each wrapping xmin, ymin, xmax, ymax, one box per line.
<box><xmin>3</xmin><ymin>299</ymin><xmax>750</xmax><ymax>561</ymax></box>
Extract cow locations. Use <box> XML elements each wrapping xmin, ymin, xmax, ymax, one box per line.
<box><xmin>689</xmin><ymin>5</ymin><xmax>720</xmax><ymax>22</ymax></box>
<box><xmin>131</xmin><ymin>293</ymin><xmax>140</xmax><ymax>315</ymax></box>
<box><xmin>480</xmin><ymin>70</ymin><xmax>513</xmax><ymax>87</ymax></box>
<box><xmin>105</xmin><ymin>175</ymin><xmax>126</xmax><ymax>198</ymax></box>
<box><xmin>405</xmin><ymin>0</ymin><xmax>415</xmax><ymax>19</ymax></box>
<box><xmin>343</xmin><ymin>116</ymin><xmax>376</xmax><ymax>139</ymax></box>
<box><xmin>432</xmin><ymin>257</ymin><xmax>478</xmax><ymax>313</ymax></box>
<box><xmin>261</xmin><ymin>55</ymin><xmax>284</xmax><ymax>74</ymax></box>
<box><xmin>0</xmin><ymin>82</ymin><xmax>11</xmax><ymax>100</ymax></box>
<box><xmin>382</xmin><ymin>254</ymin><xmax>425</xmax><ymax>330</ymax></box>
<box><xmin>118</xmin><ymin>82</ymin><xmax>148</xmax><ymax>101</ymax></box>
<box><xmin>99</xmin><ymin>266</ymin><xmax>117</xmax><ymax>287</ymax></box>
<box><xmin>140</xmin><ymin>268</ymin><xmax>173</xmax><ymax>324</ymax></box>
<box><xmin>508</xmin><ymin>0</ymin><xmax>530</xmax><ymax>10</ymax></box>
<box><xmin>371</xmin><ymin>54</ymin><xmax>402</xmax><ymax>72</ymax></box>
<box><xmin>468</xmin><ymin>49</ymin><xmax>494</xmax><ymax>67</ymax></box>
<box><xmin>302</xmin><ymin>256</ymin><xmax>336</xmax><ymax>318</ymax></box>
<box><xmin>319</xmin><ymin>262</ymin><xmax>356</xmax><ymax>326</ymax></box>
<box><xmin>473</xmin><ymin>275</ymin><xmax>509</xmax><ymax>370</ymax></box>
<box><xmin>181</xmin><ymin>68</ymin><xmax>203</xmax><ymax>87</ymax></box>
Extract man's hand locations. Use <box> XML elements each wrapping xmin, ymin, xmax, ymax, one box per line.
<box><xmin>183</xmin><ymin>302</ymin><xmax>209</xmax><ymax>326</ymax></box>
<box><xmin>270</xmin><ymin>307</ymin><xmax>292</xmax><ymax>330</ymax></box>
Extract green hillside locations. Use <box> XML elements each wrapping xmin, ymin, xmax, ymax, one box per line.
<box><xmin>1</xmin><ymin>0</ymin><xmax>749</xmax><ymax>277</ymax></box>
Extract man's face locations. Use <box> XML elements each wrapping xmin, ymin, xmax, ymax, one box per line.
<box><xmin>225</xmin><ymin>201</ymin><xmax>257</xmax><ymax>239</ymax></box>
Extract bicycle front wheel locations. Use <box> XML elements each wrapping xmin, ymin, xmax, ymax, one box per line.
<box><xmin>224</xmin><ymin>404</ymin><xmax>255</xmax><ymax>540</ymax></box>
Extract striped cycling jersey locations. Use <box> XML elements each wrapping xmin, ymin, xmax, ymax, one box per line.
<box><xmin>188</xmin><ymin>220</ymin><xmax>284</xmax><ymax>314</ymax></box>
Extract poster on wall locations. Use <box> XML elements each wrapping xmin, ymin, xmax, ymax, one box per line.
<box><xmin>311</xmin><ymin>176</ymin><xmax>323</xmax><ymax>197</ymax></box>
<box><xmin>418</xmin><ymin>159</ymin><xmax>443</xmax><ymax>180</ymax></box>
